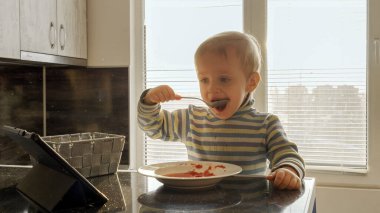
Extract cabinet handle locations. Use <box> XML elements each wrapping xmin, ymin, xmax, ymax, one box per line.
<box><xmin>375</xmin><ymin>38</ymin><xmax>379</xmax><ymax>65</ymax></box>
<box><xmin>49</xmin><ymin>22</ymin><xmax>56</xmax><ymax>49</ymax></box>
<box><xmin>59</xmin><ymin>24</ymin><xmax>66</xmax><ymax>50</ymax></box>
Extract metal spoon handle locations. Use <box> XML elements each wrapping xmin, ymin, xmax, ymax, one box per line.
<box><xmin>181</xmin><ymin>96</ymin><xmax>208</xmax><ymax>105</ymax></box>
<box><xmin>181</xmin><ymin>96</ymin><xmax>202</xmax><ymax>100</ymax></box>
<box><xmin>181</xmin><ymin>96</ymin><xmax>228</xmax><ymax>108</ymax></box>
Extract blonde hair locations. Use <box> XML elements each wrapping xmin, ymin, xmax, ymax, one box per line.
<box><xmin>194</xmin><ymin>31</ymin><xmax>262</xmax><ymax>75</ymax></box>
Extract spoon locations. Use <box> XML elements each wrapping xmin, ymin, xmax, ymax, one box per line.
<box><xmin>181</xmin><ymin>96</ymin><xmax>229</xmax><ymax>108</ymax></box>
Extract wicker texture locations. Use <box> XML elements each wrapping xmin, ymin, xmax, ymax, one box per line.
<box><xmin>41</xmin><ymin>132</ymin><xmax>125</xmax><ymax>178</ymax></box>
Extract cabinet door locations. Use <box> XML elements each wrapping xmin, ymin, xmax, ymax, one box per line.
<box><xmin>0</xmin><ymin>0</ymin><xmax>20</xmax><ymax>59</ymax></box>
<box><xmin>57</xmin><ymin>0</ymin><xmax>87</xmax><ymax>59</ymax></box>
<box><xmin>20</xmin><ymin>0</ymin><xmax>57</xmax><ymax>55</ymax></box>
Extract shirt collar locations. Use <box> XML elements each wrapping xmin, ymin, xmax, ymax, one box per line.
<box><xmin>232</xmin><ymin>96</ymin><xmax>255</xmax><ymax>117</ymax></box>
<box><xmin>207</xmin><ymin>95</ymin><xmax>255</xmax><ymax>120</ymax></box>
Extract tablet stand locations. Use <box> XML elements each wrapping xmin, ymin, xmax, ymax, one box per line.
<box><xmin>2</xmin><ymin>125</ymin><xmax>107</xmax><ymax>212</ymax></box>
<box><xmin>17</xmin><ymin>163</ymin><xmax>89</xmax><ymax>212</ymax></box>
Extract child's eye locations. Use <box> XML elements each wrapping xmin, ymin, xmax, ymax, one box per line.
<box><xmin>199</xmin><ymin>78</ymin><xmax>209</xmax><ymax>84</ymax></box>
<box><xmin>220</xmin><ymin>77</ymin><xmax>230</xmax><ymax>83</ymax></box>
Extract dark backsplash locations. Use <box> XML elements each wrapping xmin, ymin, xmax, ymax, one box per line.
<box><xmin>0</xmin><ymin>65</ymin><xmax>129</xmax><ymax>165</ymax></box>
<box><xmin>0</xmin><ymin>66</ymin><xmax>43</xmax><ymax>165</ymax></box>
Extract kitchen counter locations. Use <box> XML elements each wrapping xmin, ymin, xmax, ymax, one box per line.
<box><xmin>0</xmin><ymin>166</ymin><xmax>316</xmax><ymax>212</ymax></box>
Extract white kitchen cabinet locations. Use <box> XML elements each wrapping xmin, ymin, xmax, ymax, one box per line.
<box><xmin>0</xmin><ymin>0</ymin><xmax>20</xmax><ymax>59</ymax></box>
<box><xmin>20</xmin><ymin>0</ymin><xmax>87</xmax><ymax>59</ymax></box>
<box><xmin>57</xmin><ymin>0</ymin><xmax>87</xmax><ymax>58</ymax></box>
<box><xmin>20</xmin><ymin>0</ymin><xmax>57</xmax><ymax>55</ymax></box>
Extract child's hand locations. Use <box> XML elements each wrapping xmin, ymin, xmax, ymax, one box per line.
<box><xmin>143</xmin><ymin>85</ymin><xmax>181</xmax><ymax>105</ymax></box>
<box><xmin>266</xmin><ymin>166</ymin><xmax>301</xmax><ymax>190</ymax></box>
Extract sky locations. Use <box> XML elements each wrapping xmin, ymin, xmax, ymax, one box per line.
<box><xmin>145</xmin><ymin>0</ymin><xmax>366</xmax><ymax>90</ymax></box>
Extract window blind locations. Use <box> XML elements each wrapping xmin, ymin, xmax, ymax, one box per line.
<box><xmin>267</xmin><ymin>69</ymin><xmax>367</xmax><ymax>171</ymax></box>
<box><xmin>267</xmin><ymin>0</ymin><xmax>367</xmax><ymax>172</ymax></box>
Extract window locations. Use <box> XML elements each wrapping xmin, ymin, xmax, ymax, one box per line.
<box><xmin>144</xmin><ymin>0</ymin><xmax>243</xmax><ymax>165</ymax></box>
<box><xmin>131</xmin><ymin>0</ymin><xmax>380</xmax><ymax>186</ymax></box>
<box><xmin>267</xmin><ymin>0</ymin><xmax>367</xmax><ymax>172</ymax></box>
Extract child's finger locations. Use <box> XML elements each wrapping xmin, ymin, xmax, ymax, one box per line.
<box><xmin>174</xmin><ymin>94</ymin><xmax>182</xmax><ymax>100</ymax></box>
<box><xmin>273</xmin><ymin>169</ymin><xmax>285</xmax><ymax>187</ymax></box>
<box><xmin>162</xmin><ymin>87</ymin><xmax>174</xmax><ymax>100</ymax></box>
<box><xmin>278</xmin><ymin>174</ymin><xmax>291</xmax><ymax>189</ymax></box>
<box><xmin>287</xmin><ymin>177</ymin><xmax>299</xmax><ymax>189</ymax></box>
<box><xmin>266</xmin><ymin>171</ymin><xmax>276</xmax><ymax>181</ymax></box>
<box><xmin>149</xmin><ymin>94</ymin><xmax>160</xmax><ymax>103</ymax></box>
<box><xmin>156</xmin><ymin>92</ymin><xmax>166</xmax><ymax>102</ymax></box>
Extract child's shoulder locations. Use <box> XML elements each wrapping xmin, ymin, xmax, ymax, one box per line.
<box><xmin>248</xmin><ymin>110</ymin><xmax>280</xmax><ymax>121</ymax></box>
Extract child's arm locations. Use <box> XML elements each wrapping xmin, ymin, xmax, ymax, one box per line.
<box><xmin>137</xmin><ymin>85</ymin><xmax>187</xmax><ymax>142</ymax></box>
<box><xmin>265</xmin><ymin>114</ymin><xmax>305</xmax><ymax>190</ymax></box>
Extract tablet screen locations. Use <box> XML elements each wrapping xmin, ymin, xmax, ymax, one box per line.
<box><xmin>1</xmin><ymin>125</ymin><xmax>108</xmax><ymax>210</ymax></box>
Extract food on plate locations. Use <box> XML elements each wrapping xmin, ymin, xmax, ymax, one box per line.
<box><xmin>163</xmin><ymin>163</ymin><xmax>226</xmax><ymax>178</ymax></box>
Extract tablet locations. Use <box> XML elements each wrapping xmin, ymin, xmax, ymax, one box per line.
<box><xmin>1</xmin><ymin>125</ymin><xmax>108</xmax><ymax>211</ymax></box>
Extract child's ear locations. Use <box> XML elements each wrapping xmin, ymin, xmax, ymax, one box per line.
<box><xmin>246</xmin><ymin>72</ymin><xmax>261</xmax><ymax>92</ymax></box>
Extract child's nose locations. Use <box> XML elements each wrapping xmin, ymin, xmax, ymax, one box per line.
<box><xmin>207</xmin><ymin>81</ymin><xmax>221</xmax><ymax>93</ymax></box>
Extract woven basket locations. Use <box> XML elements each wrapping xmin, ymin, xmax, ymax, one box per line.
<box><xmin>38</xmin><ymin>132</ymin><xmax>125</xmax><ymax>178</ymax></box>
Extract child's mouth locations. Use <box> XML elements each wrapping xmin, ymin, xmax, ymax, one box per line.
<box><xmin>215</xmin><ymin>104</ymin><xmax>227</xmax><ymax>111</ymax></box>
<box><xmin>212</xmin><ymin>99</ymin><xmax>229</xmax><ymax>111</ymax></box>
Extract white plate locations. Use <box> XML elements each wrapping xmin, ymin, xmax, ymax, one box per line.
<box><xmin>233</xmin><ymin>168</ymin><xmax>271</xmax><ymax>179</ymax></box>
<box><xmin>138</xmin><ymin>161</ymin><xmax>242</xmax><ymax>190</ymax></box>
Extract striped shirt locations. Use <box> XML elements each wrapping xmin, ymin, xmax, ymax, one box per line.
<box><xmin>138</xmin><ymin>94</ymin><xmax>305</xmax><ymax>178</ymax></box>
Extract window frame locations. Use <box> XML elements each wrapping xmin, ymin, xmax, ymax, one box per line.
<box><xmin>130</xmin><ymin>0</ymin><xmax>380</xmax><ymax>188</ymax></box>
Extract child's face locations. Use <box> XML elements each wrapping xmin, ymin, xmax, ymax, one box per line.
<box><xmin>196</xmin><ymin>49</ymin><xmax>258</xmax><ymax>119</ymax></box>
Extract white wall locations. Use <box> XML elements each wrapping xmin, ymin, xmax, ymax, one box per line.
<box><xmin>87</xmin><ymin>0</ymin><xmax>130</xmax><ymax>67</ymax></box>
<box><xmin>317</xmin><ymin>186</ymin><xmax>380</xmax><ymax>213</ymax></box>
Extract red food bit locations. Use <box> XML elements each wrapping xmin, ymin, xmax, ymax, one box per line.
<box><xmin>202</xmin><ymin>166</ymin><xmax>214</xmax><ymax>176</ymax></box>
<box><xmin>194</xmin><ymin>164</ymin><xmax>203</xmax><ymax>169</ymax></box>
<box><xmin>165</xmin><ymin>163</ymin><xmax>230</xmax><ymax>177</ymax></box>
<box><xmin>215</xmin><ymin>165</ymin><xmax>226</xmax><ymax>169</ymax></box>
<box><xmin>203</xmin><ymin>169</ymin><xmax>214</xmax><ymax>177</ymax></box>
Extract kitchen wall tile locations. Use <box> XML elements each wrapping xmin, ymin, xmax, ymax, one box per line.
<box><xmin>0</xmin><ymin>66</ymin><xmax>43</xmax><ymax>165</ymax></box>
<box><xmin>46</xmin><ymin>67</ymin><xmax>129</xmax><ymax>164</ymax></box>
